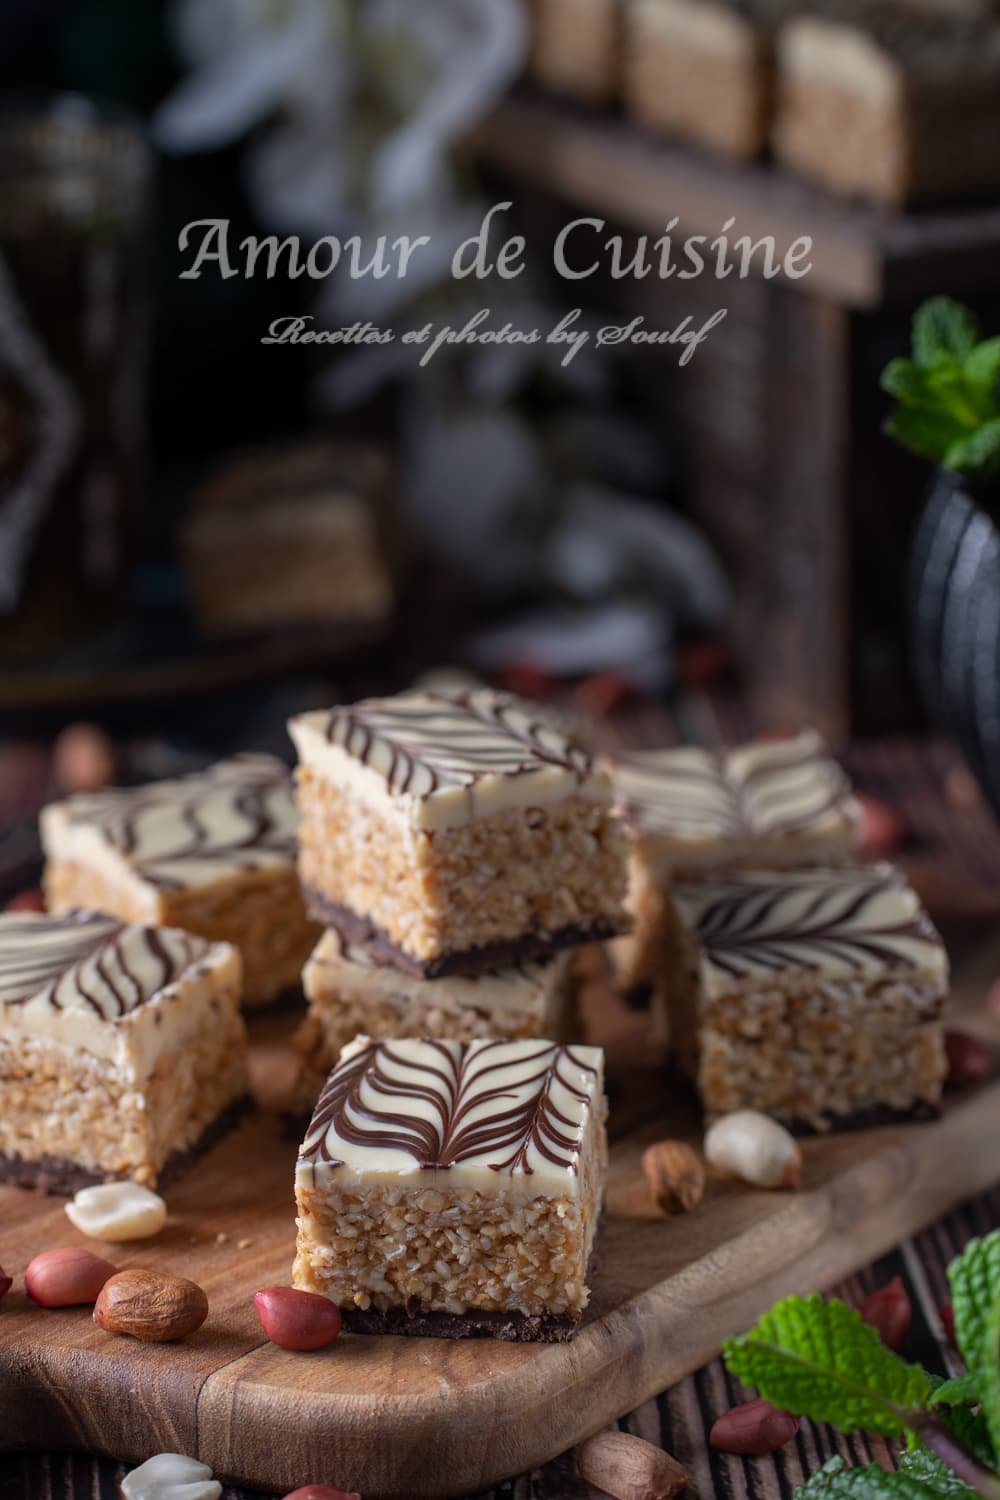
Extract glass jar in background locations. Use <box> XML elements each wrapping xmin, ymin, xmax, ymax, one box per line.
<box><xmin>0</xmin><ymin>92</ymin><xmax>150</xmax><ymax>662</ymax></box>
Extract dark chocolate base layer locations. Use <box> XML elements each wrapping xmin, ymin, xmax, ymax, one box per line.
<box><xmin>304</xmin><ymin>890</ymin><xmax>623</xmax><ymax>978</ymax></box>
<box><xmin>785</xmin><ymin>1099</ymin><xmax>941</xmax><ymax>1137</ymax></box>
<box><xmin>340</xmin><ymin>1302</ymin><xmax>582</xmax><ymax>1343</ymax></box>
<box><xmin>0</xmin><ymin>1093</ymin><xmax>254</xmax><ymax>1197</ymax></box>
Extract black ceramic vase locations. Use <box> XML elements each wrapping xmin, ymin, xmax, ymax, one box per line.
<box><xmin>909</xmin><ymin>468</ymin><xmax>1000</xmax><ymax>814</ymax></box>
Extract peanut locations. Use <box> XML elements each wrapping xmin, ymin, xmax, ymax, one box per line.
<box><xmin>642</xmin><ymin>1140</ymin><xmax>705</xmax><ymax>1215</ymax></box>
<box><xmin>945</xmin><ymin>1031</ymin><xmax>992</xmax><ymax>1089</ymax></box>
<box><xmin>65</xmin><ymin>1181</ymin><xmax>167</xmax><ymax>1242</ymax></box>
<box><xmin>704</xmin><ymin>1110</ymin><xmax>801</xmax><ymax>1190</ymax></box>
<box><xmin>0</xmin><ymin>1265</ymin><xmax>11</xmax><ymax>1301</ymax></box>
<box><xmin>859</xmin><ymin>1276</ymin><xmax>911</xmax><ymax>1353</ymax></box>
<box><xmin>282</xmin><ymin>1488</ymin><xmax>361</xmax><ymax>1499</ymax></box>
<box><xmin>576</xmin><ymin>1430</ymin><xmax>687</xmax><ymax>1500</ymax></box>
<box><xmin>25</xmin><ymin>1247</ymin><xmax>116</xmax><ymax>1307</ymax></box>
<box><xmin>5</xmin><ymin>889</ymin><xmax>44</xmax><ymax>912</ymax></box>
<box><xmin>121</xmin><ymin>1453</ymin><xmax>221</xmax><ymax>1500</ymax></box>
<box><xmin>94</xmin><ymin>1269</ymin><xmax>208</xmax><ymax>1342</ymax></box>
<box><xmin>710</xmin><ymin>1397</ymin><xmax>800</xmax><ymax>1455</ymax></box>
<box><xmin>53</xmin><ymin>722</ymin><xmax>116</xmax><ymax>794</ymax></box>
<box><xmin>255</xmin><ymin>1287</ymin><xmax>342</xmax><ymax>1351</ymax></box>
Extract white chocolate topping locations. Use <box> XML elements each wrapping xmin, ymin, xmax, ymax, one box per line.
<box><xmin>289</xmin><ymin>688</ymin><xmax>611</xmax><ymax>831</ymax></box>
<box><xmin>297</xmin><ymin>1035</ymin><xmax>604</xmax><ymax>1198</ymax></box>
<box><xmin>304</xmin><ymin>928</ymin><xmax>570</xmax><ymax>1019</ymax></box>
<box><xmin>673</xmin><ymin>863</ymin><xmax>948</xmax><ymax>994</ymax></box>
<box><xmin>609</xmin><ymin>731</ymin><xmax>858</xmax><ymax>870</ymax></box>
<box><xmin>0</xmin><ymin>910</ymin><xmax>241</xmax><ymax>1078</ymax></box>
<box><xmin>41</xmin><ymin>753</ymin><xmax>298</xmax><ymax>893</ymax></box>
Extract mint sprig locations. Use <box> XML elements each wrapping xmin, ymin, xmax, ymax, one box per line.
<box><xmin>949</xmin><ymin>1233</ymin><xmax>1000</xmax><ymax>1457</ymax></box>
<box><xmin>721</xmin><ymin>1231</ymin><xmax>1000</xmax><ymax>1498</ymax></box>
<box><xmin>881</xmin><ymin>297</ymin><xmax>1000</xmax><ymax>476</ymax></box>
<box><xmin>723</xmin><ymin>1295</ymin><xmax>932</xmax><ymax>1437</ymax></box>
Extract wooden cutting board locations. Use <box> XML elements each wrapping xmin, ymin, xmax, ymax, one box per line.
<box><xmin>2</xmin><ymin>946</ymin><xmax>998</xmax><ymax>1500</ymax></box>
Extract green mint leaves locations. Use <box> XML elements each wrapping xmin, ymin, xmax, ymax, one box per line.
<box><xmin>949</xmin><ymin>1233</ymin><xmax>1000</xmax><ymax>1457</ymax></box>
<box><xmin>799</xmin><ymin>1455</ymin><xmax>972</xmax><ymax>1497</ymax></box>
<box><xmin>881</xmin><ymin>297</ymin><xmax>1000</xmax><ymax>476</ymax></box>
<box><xmin>722</xmin><ymin>1294</ymin><xmax>931</xmax><ymax>1438</ymax></box>
<box><xmin>720</xmin><ymin>1233</ymin><xmax>1000</xmax><ymax>1498</ymax></box>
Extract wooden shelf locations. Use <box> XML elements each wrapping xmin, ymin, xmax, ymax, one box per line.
<box><xmin>473</xmin><ymin>92</ymin><xmax>1000</xmax><ymax>309</ymax></box>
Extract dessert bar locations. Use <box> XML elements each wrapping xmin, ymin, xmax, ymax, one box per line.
<box><xmin>293</xmin><ymin>932</ymin><xmax>576</xmax><ymax>1107</ymax></box>
<box><xmin>183</xmin><ymin>439</ymin><xmax>394</xmax><ymax>640</ymax></box>
<box><xmin>0</xmin><ymin>910</ymin><xmax>249</xmax><ymax>1192</ymax></box>
<box><xmin>663</xmin><ymin>863</ymin><xmax>949</xmax><ymax>1131</ymax></box>
<box><xmin>289</xmin><ymin>688</ymin><xmax>629</xmax><ymax>977</ymax></box>
<box><xmin>529</xmin><ymin>0</ymin><xmax>624</xmax><ymax>104</ymax></box>
<box><xmin>625</xmin><ymin>0</ymin><xmax>775</xmax><ymax>160</ymax></box>
<box><xmin>606</xmin><ymin>731</ymin><xmax>858</xmax><ymax>999</ymax></box>
<box><xmin>41</xmin><ymin>754</ymin><xmax>320</xmax><ymax>1007</ymax></box>
<box><xmin>773</xmin><ymin>6</ymin><xmax>1000</xmax><ymax>206</ymax></box>
<box><xmin>294</xmin><ymin>1036</ymin><xmax>606</xmax><ymax>1340</ymax></box>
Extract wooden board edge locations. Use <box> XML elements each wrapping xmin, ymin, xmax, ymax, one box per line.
<box><xmin>188</xmin><ymin>1083</ymin><xmax>1000</xmax><ymax>1498</ymax></box>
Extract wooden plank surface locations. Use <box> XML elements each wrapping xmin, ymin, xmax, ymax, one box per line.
<box><xmin>1</xmin><ymin>949</ymin><xmax>996</xmax><ymax>1500</ymax></box>
<box><xmin>471</xmin><ymin>93</ymin><xmax>1000</xmax><ymax>308</ymax></box>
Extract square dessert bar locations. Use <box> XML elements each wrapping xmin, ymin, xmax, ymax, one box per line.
<box><xmin>41</xmin><ymin>754</ymin><xmax>320</xmax><ymax>1007</ymax></box>
<box><xmin>293</xmin><ymin>932</ymin><xmax>577</xmax><ymax>1108</ymax></box>
<box><xmin>294</xmin><ymin>1036</ymin><xmax>606</xmax><ymax>1340</ymax></box>
<box><xmin>0</xmin><ymin>910</ymin><xmax>249</xmax><ymax>1192</ymax></box>
<box><xmin>289</xmin><ymin>689</ymin><xmax>629</xmax><ymax>977</ymax></box>
<box><xmin>606</xmin><ymin>731</ymin><xmax>859</xmax><ymax>999</ymax></box>
<box><xmin>664</xmin><ymin>863</ymin><xmax>949</xmax><ymax>1132</ymax></box>
<box><xmin>625</xmin><ymin>0</ymin><xmax>776</xmax><ymax>161</ymax></box>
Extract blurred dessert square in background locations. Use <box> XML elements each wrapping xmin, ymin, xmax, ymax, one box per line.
<box><xmin>624</xmin><ymin>0</ymin><xmax>776</xmax><ymax>159</ymax></box>
<box><xmin>773</xmin><ymin>5</ymin><xmax>1000</xmax><ymax>205</ymax></box>
<box><xmin>182</xmin><ymin>438</ymin><xmax>396</xmax><ymax>640</ymax></box>
<box><xmin>528</xmin><ymin>0</ymin><xmax>624</xmax><ymax>102</ymax></box>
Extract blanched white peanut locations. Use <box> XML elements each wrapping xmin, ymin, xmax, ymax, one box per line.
<box><xmin>121</xmin><ymin>1452</ymin><xmax>221</xmax><ymax>1500</ymax></box>
<box><xmin>65</xmin><ymin>1182</ymin><xmax>167</xmax><ymax>1242</ymax></box>
<box><xmin>704</xmin><ymin>1110</ymin><xmax>802</xmax><ymax>1190</ymax></box>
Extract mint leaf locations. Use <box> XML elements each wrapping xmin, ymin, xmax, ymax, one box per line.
<box><xmin>944</xmin><ymin>419</ymin><xmax>1000</xmax><ymax>477</ymax></box>
<box><xmin>797</xmin><ymin>1454</ymin><xmax>966</xmax><ymax>1497</ymax></box>
<box><xmin>724</xmin><ymin>1295</ymin><xmax>932</xmax><ymax>1438</ymax></box>
<box><xmin>932</xmin><ymin>1375</ymin><xmax>982</xmax><ymax>1410</ymax></box>
<box><xmin>886</xmin><ymin>406</ymin><xmax>972</xmax><ymax>464</ymax></box>
<box><xmin>964</xmin><ymin>338</ymin><xmax>1000</xmax><ymax>395</ymax></box>
<box><xmin>900</xmin><ymin>1449</ymin><xmax>978</xmax><ymax>1495</ymax></box>
<box><xmin>949</xmin><ymin>1231</ymin><xmax>1000</xmax><ymax>1452</ymax></box>
<box><xmin>914</xmin><ymin>299</ymin><xmax>980</xmax><ymax>367</ymax></box>
<box><xmin>882</xmin><ymin>359</ymin><xmax>935</xmax><ymax>403</ymax></box>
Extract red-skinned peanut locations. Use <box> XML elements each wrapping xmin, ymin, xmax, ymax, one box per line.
<box><xmin>254</xmin><ymin>1287</ymin><xmax>342</xmax><ymax>1351</ymax></box>
<box><xmin>710</xmin><ymin>1397</ymin><xmax>800</xmax><ymax>1455</ymax></box>
<box><xmin>859</xmin><ymin>1277</ymin><xmax>911</xmax><ymax>1353</ymax></box>
<box><xmin>281</xmin><ymin>1488</ymin><xmax>361</xmax><ymax>1500</ymax></box>
<box><xmin>26</xmin><ymin>1247</ymin><xmax>117</xmax><ymax>1307</ymax></box>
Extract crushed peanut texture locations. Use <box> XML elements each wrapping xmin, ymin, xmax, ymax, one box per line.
<box><xmin>297</xmin><ymin>771</ymin><xmax>629</xmax><ymax>962</ymax></box>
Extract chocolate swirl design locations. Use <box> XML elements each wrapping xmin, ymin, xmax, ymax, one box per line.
<box><xmin>301</xmin><ymin>1038</ymin><xmax>599</xmax><ymax>1176</ymax></box>
<box><xmin>51</xmin><ymin>754</ymin><xmax>298</xmax><ymax>889</ymax></box>
<box><xmin>324</xmin><ymin>690</ymin><xmax>592</xmax><ymax>798</ymax></box>
<box><xmin>615</xmin><ymin>732</ymin><xmax>853</xmax><ymax>840</ymax></box>
<box><xmin>0</xmin><ymin>910</ymin><xmax>212</xmax><ymax>1019</ymax></box>
<box><xmin>677</xmin><ymin>865</ymin><xmax>944</xmax><ymax>981</ymax></box>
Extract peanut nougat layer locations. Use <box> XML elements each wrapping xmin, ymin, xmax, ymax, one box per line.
<box><xmin>41</xmin><ymin>755</ymin><xmax>320</xmax><ymax>1006</ymax></box>
<box><xmin>293</xmin><ymin>932</ymin><xmax>576</xmax><ymax>1108</ymax></box>
<box><xmin>290</xmin><ymin>690</ymin><xmax>629</xmax><ymax>976</ymax></box>
<box><xmin>663</xmin><ymin>864</ymin><xmax>949</xmax><ymax>1132</ymax></box>
<box><xmin>0</xmin><ymin>910</ymin><xmax>249</xmax><ymax>1191</ymax></box>
<box><xmin>294</xmin><ymin>1037</ymin><xmax>606</xmax><ymax>1339</ymax></box>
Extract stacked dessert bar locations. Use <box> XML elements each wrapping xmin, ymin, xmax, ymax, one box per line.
<box><xmin>606</xmin><ymin>731</ymin><xmax>949</xmax><ymax>1132</ymax></box>
<box><xmin>287</xmin><ymin>687</ymin><xmax>628</xmax><ymax>1074</ymax></box>
<box><xmin>287</xmin><ymin>686</ymin><xmax>627</xmax><ymax>1338</ymax></box>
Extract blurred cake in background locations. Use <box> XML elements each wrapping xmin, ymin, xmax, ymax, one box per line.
<box><xmin>182</xmin><ymin>438</ymin><xmax>396</xmax><ymax>640</ymax></box>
